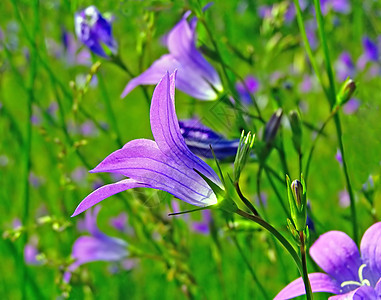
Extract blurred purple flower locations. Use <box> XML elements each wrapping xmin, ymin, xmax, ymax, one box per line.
<box><xmin>191</xmin><ymin>210</ymin><xmax>212</xmax><ymax>234</ymax></box>
<box><xmin>24</xmin><ymin>244</ymin><xmax>42</xmax><ymax>266</ymax></box>
<box><xmin>335</xmin><ymin>149</ymin><xmax>342</xmax><ymax>165</ymax></box>
<box><xmin>338</xmin><ymin>190</ymin><xmax>350</xmax><ymax>208</ymax></box>
<box><xmin>121</xmin><ymin>12</ymin><xmax>222</xmax><ymax>101</ymax></box>
<box><xmin>274</xmin><ymin>222</ymin><xmax>381</xmax><ymax>299</ymax></box>
<box><xmin>299</xmin><ymin>75</ymin><xmax>313</xmax><ymax>93</ymax></box>
<box><xmin>335</xmin><ymin>52</ymin><xmax>356</xmax><ymax>81</ymax></box>
<box><xmin>306</xmin><ymin>20</ymin><xmax>318</xmax><ymax>50</ymax></box>
<box><xmin>320</xmin><ymin>0</ymin><xmax>351</xmax><ymax>15</ymax></box>
<box><xmin>357</xmin><ymin>37</ymin><xmax>380</xmax><ymax>71</ymax></box>
<box><xmin>72</xmin><ymin>72</ymin><xmax>223</xmax><ymax>217</ymax></box>
<box><xmin>75</xmin><ymin>6</ymin><xmax>117</xmax><ymax>58</ymax></box>
<box><xmin>179</xmin><ymin>118</ymin><xmax>239</xmax><ymax>160</ymax></box>
<box><xmin>29</xmin><ymin>172</ymin><xmax>44</xmax><ymax>188</ymax></box>
<box><xmin>255</xmin><ymin>192</ymin><xmax>268</xmax><ymax>208</ymax></box>
<box><xmin>236</xmin><ymin>75</ymin><xmax>260</xmax><ymax>105</ymax></box>
<box><xmin>80</xmin><ymin>120</ymin><xmax>98</xmax><ymax>137</ymax></box>
<box><xmin>71</xmin><ymin>166</ymin><xmax>88</xmax><ymax>186</ymax></box>
<box><xmin>65</xmin><ymin>206</ymin><xmax>128</xmax><ymax>282</ymax></box>
<box><xmin>343</xmin><ymin>98</ymin><xmax>360</xmax><ymax>115</ymax></box>
<box><xmin>109</xmin><ymin>212</ymin><xmax>128</xmax><ymax>232</ymax></box>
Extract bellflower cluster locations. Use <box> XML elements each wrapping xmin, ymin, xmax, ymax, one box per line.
<box><xmin>75</xmin><ymin>6</ymin><xmax>117</xmax><ymax>58</ymax></box>
<box><xmin>72</xmin><ymin>71</ymin><xmax>223</xmax><ymax>217</ymax></box>
<box><xmin>121</xmin><ymin>12</ymin><xmax>222</xmax><ymax>101</ymax></box>
<box><xmin>275</xmin><ymin>222</ymin><xmax>381</xmax><ymax>299</ymax></box>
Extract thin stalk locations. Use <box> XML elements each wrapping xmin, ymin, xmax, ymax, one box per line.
<box><xmin>234</xmin><ymin>182</ymin><xmax>259</xmax><ymax>216</ymax></box>
<box><xmin>235</xmin><ymin>209</ymin><xmax>303</xmax><ymax>274</ymax></box>
<box><xmin>313</xmin><ymin>0</ymin><xmax>358</xmax><ymax>243</ymax></box>
<box><xmin>299</xmin><ymin>231</ymin><xmax>313</xmax><ymax>300</ymax></box>
<box><xmin>231</xmin><ymin>234</ymin><xmax>269</xmax><ymax>299</ymax></box>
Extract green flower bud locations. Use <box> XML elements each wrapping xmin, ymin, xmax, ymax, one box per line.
<box><xmin>287</xmin><ymin>175</ymin><xmax>307</xmax><ymax>231</ymax></box>
<box><xmin>289</xmin><ymin>110</ymin><xmax>302</xmax><ymax>153</ymax></box>
<box><xmin>336</xmin><ymin>78</ymin><xmax>356</xmax><ymax>107</ymax></box>
<box><xmin>233</xmin><ymin>131</ymin><xmax>255</xmax><ymax>182</ymax></box>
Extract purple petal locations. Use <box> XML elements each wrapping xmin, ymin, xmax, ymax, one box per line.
<box><xmin>109</xmin><ymin>212</ymin><xmax>128</xmax><ymax>232</ymax></box>
<box><xmin>376</xmin><ymin>278</ymin><xmax>381</xmax><ymax>297</ymax></box>
<box><xmin>363</xmin><ymin>37</ymin><xmax>379</xmax><ymax>62</ymax></box>
<box><xmin>360</xmin><ymin>222</ymin><xmax>381</xmax><ymax>286</ymax></box>
<box><xmin>24</xmin><ymin>244</ymin><xmax>42</xmax><ymax>265</ymax></box>
<box><xmin>343</xmin><ymin>98</ymin><xmax>360</xmax><ymax>115</ymax></box>
<box><xmin>90</xmin><ymin>138</ymin><xmax>217</xmax><ymax>207</ymax></box>
<box><xmin>329</xmin><ymin>286</ymin><xmax>377</xmax><ymax>300</ymax></box>
<box><xmin>72</xmin><ymin>179</ymin><xmax>150</xmax><ymax>216</ymax></box>
<box><xmin>121</xmin><ymin>54</ymin><xmax>180</xmax><ymax>98</ymax></box>
<box><xmin>310</xmin><ymin>231</ymin><xmax>362</xmax><ymax>287</ymax></box>
<box><xmin>274</xmin><ymin>273</ymin><xmax>340</xmax><ymax>299</ymax></box>
<box><xmin>150</xmin><ymin>72</ymin><xmax>222</xmax><ymax>188</ymax></box>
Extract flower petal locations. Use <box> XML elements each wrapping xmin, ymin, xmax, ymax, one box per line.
<box><xmin>360</xmin><ymin>222</ymin><xmax>381</xmax><ymax>286</ymax></box>
<box><xmin>90</xmin><ymin>138</ymin><xmax>217</xmax><ymax>206</ymax></box>
<box><xmin>329</xmin><ymin>286</ymin><xmax>377</xmax><ymax>300</ymax></box>
<box><xmin>150</xmin><ymin>72</ymin><xmax>222</xmax><ymax>188</ymax></box>
<box><xmin>167</xmin><ymin>14</ymin><xmax>222</xmax><ymax>95</ymax></box>
<box><xmin>72</xmin><ymin>179</ymin><xmax>150</xmax><ymax>216</ymax></box>
<box><xmin>310</xmin><ymin>231</ymin><xmax>362</xmax><ymax>286</ymax></box>
<box><xmin>121</xmin><ymin>54</ymin><xmax>180</xmax><ymax>98</ymax></box>
<box><xmin>274</xmin><ymin>272</ymin><xmax>340</xmax><ymax>299</ymax></box>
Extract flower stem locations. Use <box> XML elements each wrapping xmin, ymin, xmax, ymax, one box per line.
<box><xmin>235</xmin><ymin>209</ymin><xmax>303</xmax><ymax>274</ymax></box>
<box><xmin>313</xmin><ymin>0</ymin><xmax>358</xmax><ymax>243</ymax></box>
<box><xmin>299</xmin><ymin>231</ymin><xmax>313</xmax><ymax>300</ymax></box>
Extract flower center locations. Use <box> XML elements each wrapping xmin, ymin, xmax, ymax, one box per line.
<box><xmin>340</xmin><ymin>264</ymin><xmax>371</xmax><ymax>288</ymax></box>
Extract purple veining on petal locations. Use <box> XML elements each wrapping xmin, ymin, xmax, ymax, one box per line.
<box><xmin>73</xmin><ymin>72</ymin><xmax>222</xmax><ymax>217</ymax></box>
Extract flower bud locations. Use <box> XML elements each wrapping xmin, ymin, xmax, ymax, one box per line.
<box><xmin>233</xmin><ymin>131</ymin><xmax>255</xmax><ymax>182</ymax></box>
<box><xmin>75</xmin><ymin>6</ymin><xmax>117</xmax><ymax>58</ymax></box>
<box><xmin>287</xmin><ymin>175</ymin><xmax>307</xmax><ymax>231</ymax></box>
<box><xmin>263</xmin><ymin>108</ymin><xmax>283</xmax><ymax>145</ymax></box>
<box><xmin>289</xmin><ymin>110</ymin><xmax>302</xmax><ymax>153</ymax></box>
<box><xmin>336</xmin><ymin>78</ymin><xmax>356</xmax><ymax>107</ymax></box>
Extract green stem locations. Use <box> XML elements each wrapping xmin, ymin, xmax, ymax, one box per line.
<box><xmin>231</xmin><ymin>234</ymin><xmax>269</xmax><ymax>299</ymax></box>
<box><xmin>313</xmin><ymin>0</ymin><xmax>358</xmax><ymax>243</ymax></box>
<box><xmin>235</xmin><ymin>209</ymin><xmax>303</xmax><ymax>274</ymax></box>
<box><xmin>234</xmin><ymin>182</ymin><xmax>259</xmax><ymax>216</ymax></box>
<box><xmin>299</xmin><ymin>231</ymin><xmax>313</xmax><ymax>300</ymax></box>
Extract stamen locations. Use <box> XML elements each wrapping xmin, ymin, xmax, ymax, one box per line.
<box><xmin>341</xmin><ymin>264</ymin><xmax>371</xmax><ymax>288</ymax></box>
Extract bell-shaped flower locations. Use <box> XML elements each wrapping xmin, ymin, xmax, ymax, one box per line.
<box><xmin>75</xmin><ymin>6</ymin><xmax>117</xmax><ymax>58</ymax></box>
<box><xmin>179</xmin><ymin>118</ymin><xmax>239</xmax><ymax>160</ymax></box>
<box><xmin>121</xmin><ymin>12</ymin><xmax>222</xmax><ymax>101</ymax></box>
<box><xmin>65</xmin><ymin>206</ymin><xmax>128</xmax><ymax>282</ymax></box>
<box><xmin>72</xmin><ymin>71</ymin><xmax>223</xmax><ymax>217</ymax></box>
<box><xmin>274</xmin><ymin>222</ymin><xmax>381</xmax><ymax>299</ymax></box>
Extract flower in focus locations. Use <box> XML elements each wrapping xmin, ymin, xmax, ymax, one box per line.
<box><xmin>65</xmin><ymin>206</ymin><xmax>128</xmax><ymax>282</ymax></box>
<box><xmin>75</xmin><ymin>6</ymin><xmax>117</xmax><ymax>58</ymax></box>
<box><xmin>72</xmin><ymin>71</ymin><xmax>223</xmax><ymax>217</ymax></box>
<box><xmin>179</xmin><ymin>118</ymin><xmax>240</xmax><ymax>160</ymax></box>
<box><xmin>274</xmin><ymin>222</ymin><xmax>381</xmax><ymax>299</ymax></box>
<box><xmin>121</xmin><ymin>12</ymin><xmax>222</xmax><ymax>101</ymax></box>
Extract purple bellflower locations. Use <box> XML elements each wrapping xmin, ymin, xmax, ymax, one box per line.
<box><xmin>274</xmin><ymin>222</ymin><xmax>381</xmax><ymax>299</ymax></box>
<box><xmin>72</xmin><ymin>71</ymin><xmax>223</xmax><ymax>217</ymax></box>
<box><xmin>121</xmin><ymin>12</ymin><xmax>223</xmax><ymax>101</ymax></box>
<box><xmin>179</xmin><ymin>118</ymin><xmax>240</xmax><ymax>160</ymax></box>
<box><xmin>75</xmin><ymin>6</ymin><xmax>117</xmax><ymax>58</ymax></box>
<box><xmin>65</xmin><ymin>206</ymin><xmax>128</xmax><ymax>282</ymax></box>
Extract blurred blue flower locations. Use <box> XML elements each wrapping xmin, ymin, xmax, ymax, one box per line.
<box><xmin>320</xmin><ymin>0</ymin><xmax>351</xmax><ymax>15</ymax></box>
<box><xmin>121</xmin><ymin>12</ymin><xmax>222</xmax><ymax>101</ymax></box>
<box><xmin>191</xmin><ymin>210</ymin><xmax>212</xmax><ymax>235</ymax></box>
<box><xmin>75</xmin><ymin>6</ymin><xmax>117</xmax><ymax>58</ymax></box>
<box><xmin>335</xmin><ymin>52</ymin><xmax>356</xmax><ymax>81</ymax></box>
<box><xmin>179</xmin><ymin>118</ymin><xmax>240</xmax><ymax>160</ymax></box>
<box><xmin>65</xmin><ymin>206</ymin><xmax>128</xmax><ymax>282</ymax></box>
<box><xmin>235</xmin><ymin>75</ymin><xmax>260</xmax><ymax>105</ymax></box>
<box><xmin>275</xmin><ymin>222</ymin><xmax>381</xmax><ymax>299</ymax></box>
<box><xmin>72</xmin><ymin>72</ymin><xmax>223</xmax><ymax>217</ymax></box>
<box><xmin>357</xmin><ymin>36</ymin><xmax>380</xmax><ymax>71</ymax></box>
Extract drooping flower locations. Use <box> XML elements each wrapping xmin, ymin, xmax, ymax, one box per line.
<box><xmin>65</xmin><ymin>206</ymin><xmax>128</xmax><ymax>282</ymax></box>
<box><xmin>75</xmin><ymin>6</ymin><xmax>117</xmax><ymax>58</ymax></box>
<box><xmin>72</xmin><ymin>71</ymin><xmax>223</xmax><ymax>217</ymax></box>
<box><xmin>274</xmin><ymin>222</ymin><xmax>381</xmax><ymax>299</ymax></box>
<box><xmin>179</xmin><ymin>118</ymin><xmax>240</xmax><ymax>160</ymax></box>
<box><xmin>121</xmin><ymin>12</ymin><xmax>222</xmax><ymax>101</ymax></box>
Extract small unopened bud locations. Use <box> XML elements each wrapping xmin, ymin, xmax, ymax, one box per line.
<box><xmin>264</xmin><ymin>108</ymin><xmax>283</xmax><ymax>145</ymax></box>
<box><xmin>233</xmin><ymin>131</ymin><xmax>255</xmax><ymax>182</ymax></box>
<box><xmin>289</xmin><ymin>110</ymin><xmax>302</xmax><ymax>153</ymax></box>
<box><xmin>336</xmin><ymin>78</ymin><xmax>356</xmax><ymax>107</ymax></box>
<box><xmin>287</xmin><ymin>175</ymin><xmax>307</xmax><ymax>231</ymax></box>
